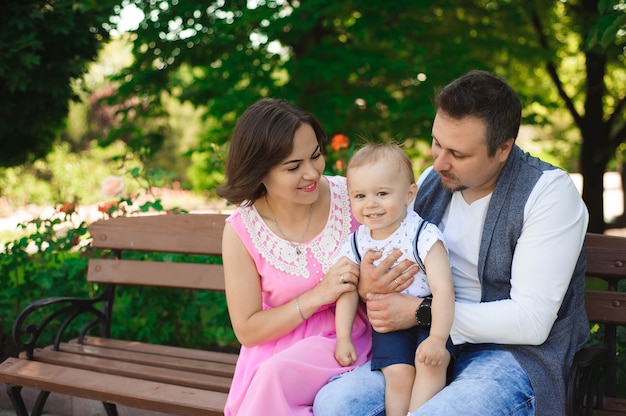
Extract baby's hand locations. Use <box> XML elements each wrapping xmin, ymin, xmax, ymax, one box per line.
<box><xmin>334</xmin><ymin>339</ymin><xmax>357</xmax><ymax>367</ymax></box>
<box><xmin>415</xmin><ymin>336</ymin><xmax>448</xmax><ymax>367</ymax></box>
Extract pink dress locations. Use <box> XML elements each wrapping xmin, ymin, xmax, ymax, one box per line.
<box><xmin>224</xmin><ymin>176</ymin><xmax>372</xmax><ymax>416</ymax></box>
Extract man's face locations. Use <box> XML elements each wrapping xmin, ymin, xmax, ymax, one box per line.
<box><xmin>431</xmin><ymin>112</ymin><xmax>513</xmax><ymax>203</ymax></box>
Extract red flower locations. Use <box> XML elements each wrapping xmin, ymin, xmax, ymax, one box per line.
<box><xmin>58</xmin><ymin>203</ymin><xmax>76</xmax><ymax>214</ymax></box>
<box><xmin>330</xmin><ymin>134</ymin><xmax>349</xmax><ymax>152</ymax></box>
<box><xmin>98</xmin><ymin>201</ymin><xmax>118</xmax><ymax>213</ymax></box>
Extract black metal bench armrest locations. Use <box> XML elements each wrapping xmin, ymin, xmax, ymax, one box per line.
<box><xmin>566</xmin><ymin>345</ymin><xmax>608</xmax><ymax>416</ymax></box>
<box><xmin>12</xmin><ymin>289</ymin><xmax>111</xmax><ymax>360</ymax></box>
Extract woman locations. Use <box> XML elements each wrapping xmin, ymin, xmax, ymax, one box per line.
<box><xmin>217</xmin><ymin>98</ymin><xmax>372</xmax><ymax>415</ymax></box>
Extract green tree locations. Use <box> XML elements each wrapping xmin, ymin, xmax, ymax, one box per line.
<box><xmin>4</xmin><ymin>1</ymin><xmax>622</xmax><ymax>232</ymax></box>
<box><xmin>544</xmin><ymin>0</ymin><xmax>626</xmax><ymax>233</ymax></box>
<box><xmin>587</xmin><ymin>1</ymin><xmax>626</xmax><ymax>226</ymax></box>
<box><xmin>0</xmin><ymin>0</ymin><xmax>120</xmax><ymax>167</ymax></box>
<box><xmin>106</xmin><ymin>0</ymin><xmax>625</xmax><ymax>232</ymax></box>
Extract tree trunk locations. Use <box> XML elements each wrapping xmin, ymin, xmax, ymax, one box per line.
<box><xmin>581</xmin><ymin>150</ymin><xmax>607</xmax><ymax>233</ymax></box>
<box><xmin>580</xmin><ymin>47</ymin><xmax>609</xmax><ymax>233</ymax></box>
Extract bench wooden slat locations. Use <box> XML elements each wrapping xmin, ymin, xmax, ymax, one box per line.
<box><xmin>73</xmin><ymin>336</ymin><xmax>239</xmax><ymax>365</ymax></box>
<box><xmin>584</xmin><ymin>290</ymin><xmax>626</xmax><ymax>325</ymax></box>
<box><xmin>595</xmin><ymin>397</ymin><xmax>626</xmax><ymax>415</ymax></box>
<box><xmin>44</xmin><ymin>343</ymin><xmax>236</xmax><ymax>378</ymax></box>
<box><xmin>0</xmin><ymin>358</ymin><xmax>227</xmax><ymax>416</ymax></box>
<box><xmin>29</xmin><ymin>349</ymin><xmax>232</xmax><ymax>392</ymax></box>
<box><xmin>89</xmin><ymin>214</ymin><xmax>228</xmax><ymax>255</ymax></box>
<box><xmin>585</xmin><ymin>233</ymin><xmax>626</xmax><ymax>280</ymax></box>
<box><xmin>87</xmin><ymin>258</ymin><xmax>225</xmax><ymax>291</ymax></box>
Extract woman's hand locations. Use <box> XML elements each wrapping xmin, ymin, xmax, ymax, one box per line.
<box><xmin>314</xmin><ymin>256</ymin><xmax>360</xmax><ymax>305</ymax></box>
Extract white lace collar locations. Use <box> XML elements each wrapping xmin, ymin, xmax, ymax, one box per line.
<box><xmin>240</xmin><ymin>176</ymin><xmax>353</xmax><ymax>279</ymax></box>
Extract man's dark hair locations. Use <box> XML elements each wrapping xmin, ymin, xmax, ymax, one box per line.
<box><xmin>435</xmin><ymin>70</ymin><xmax>521</xmax><ymax>156</ymax></box>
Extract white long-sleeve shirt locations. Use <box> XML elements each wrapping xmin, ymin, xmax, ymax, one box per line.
<box><xmin>418</xmin><ymin>167</ymin><xmax>589</xmax><ymax>345</ymax></box>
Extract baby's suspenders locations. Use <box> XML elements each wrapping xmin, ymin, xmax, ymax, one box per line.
<box><xmin>350</xmin><ymin>219</ymin><xmax>428</xmax><ymax>272</ymax></box>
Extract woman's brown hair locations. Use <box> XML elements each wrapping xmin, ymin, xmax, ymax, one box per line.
<box><xmin>216</xmin><ymin>98</ymin><xmax>327</xmax><ymax>206</ymax></box>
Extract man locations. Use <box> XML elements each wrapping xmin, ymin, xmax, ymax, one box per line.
<box><xmin>313</xmin><ymin>70</ymin><xmax>589</xmax><ymax>415</ymax></box>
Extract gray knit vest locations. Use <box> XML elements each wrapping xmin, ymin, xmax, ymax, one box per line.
<box><xmin>414</xmin><ymin>145</ymin><xmax>588</xmax><ymax>416</ymax></box>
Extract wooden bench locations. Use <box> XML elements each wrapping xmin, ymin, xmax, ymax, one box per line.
<box><xmin>568</xmin><ymin>232</ymin><xmax>626</xmax><ymax>416</ymax></box>
<box><xmin>0</xmin><ymin>213</ymin><xmax>236</xmax><ymax>416</ymax></box>
<box><xmin>0</xmin><ymin>213</ymin><xmax>625</xmax><ymax>415</ymax></box>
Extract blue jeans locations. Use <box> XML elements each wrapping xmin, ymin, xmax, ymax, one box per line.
<box><xmin>313</xmin><ymin>344</ymin><xmax>535</xmax><ymax>416</ymax></box>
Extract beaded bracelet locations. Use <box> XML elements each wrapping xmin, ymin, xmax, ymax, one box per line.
<box><xmin>295</xmin><ymin>296</ymin><xmax>306</xmax><ymax>321</ymax></box>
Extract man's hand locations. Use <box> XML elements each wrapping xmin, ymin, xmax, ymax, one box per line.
<box><xmin>365</xmin><ymin>292</ymin><xmax>422</xmax><ymax>333</ymax></box>
<box><xmin>358</xmin><ymin>248</ymin><xmax>419</xmax><ymax>298</ymax></box>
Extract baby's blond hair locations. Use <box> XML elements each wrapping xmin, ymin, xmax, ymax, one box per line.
<box><xmin>348</xmin><ymin>143</ymin><xmax>415</xmax><ymax>184</ymax></box>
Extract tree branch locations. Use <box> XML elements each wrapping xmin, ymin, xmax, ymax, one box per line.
<box><xmin>611</xmin><ymin>122</ymin><xmax>626</xmax><ymax>149</ymax></box>
<box><xmin>530</xmin><ymin>10</ymin><xmax>583</xmax><ymax>128</ymax></box>
<box><xmin>607</xmin><ymin>94</ymin><xmax>626</xmax><ymax>134</ymax></box>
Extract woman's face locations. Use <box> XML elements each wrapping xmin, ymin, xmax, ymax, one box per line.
<box><xmin>262</xmin><ymin>123</ymin><xmax>325</xmax><ymax>205</ymax></box>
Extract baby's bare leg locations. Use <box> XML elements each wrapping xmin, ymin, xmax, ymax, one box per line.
<box><xmin>409</xmin><ymin>350</ymin><xmax>451</xmax><ymax>411</ymax></box>
<box><xmin>382</xmin><ymin>363</ymin><xmax>415</xmax><ymax>416</ymax></box>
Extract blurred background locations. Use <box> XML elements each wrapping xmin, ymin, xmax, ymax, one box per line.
<box><xmin>1</xmin><ymin>0</ymin><xmax>625</xmax><ymax>236</ymax></box>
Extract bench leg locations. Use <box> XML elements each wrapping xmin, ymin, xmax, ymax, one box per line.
<box><xmin>567</xmin><ymin>346</ymin><xmax>607</xmax><ymax>416</ymax></box>
<box><xmin>31</xmin><ymin>390</ymin><xmax>51</xmax><ymax>416</ymax></box>
<box><xmin>103</xmin><ymin>401</ymin><xmax>119</xmax><ymax>416</ymax></box>
<box><xmin>6</xmin><ymin>384</ymin><xmax>53</xmax><ymax>416</ymax></box>
<box><xmin>5</xmin><ymin>384</ymin><xmax>119</xmax><ymax>416</ymax></box>
<box><xmin>6</xmin><ymin>384</ymin><xmax>29</xmax><ymax>416</ymax></box>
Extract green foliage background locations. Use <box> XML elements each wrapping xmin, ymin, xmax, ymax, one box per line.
<box><xmin>106</xmin><ymin>0</ymin><xmax>625</xmax><ymax>232</ymax></box>
<box><xmin>2</xmin><ymin>1</ymin><xmax>625</xmax><ymax>232</ymax></box>
<box><xmin>0</xmin><ymin>0</ymin><xmax>119</xmax><ymax>166</ymax></box>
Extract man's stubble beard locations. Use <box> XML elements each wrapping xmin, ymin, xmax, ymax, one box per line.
<box><xmin>439</xmin><ymin>171</ymin><xmax>467</xmax><ymax>193</ymax></box>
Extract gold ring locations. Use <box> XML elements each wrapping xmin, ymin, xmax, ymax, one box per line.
<box><xmin>394</xmin><ymin>278</ymin><xmax>400</xmax><ymax>285</ymax></box>
<box><xmin>340</xmin><ymin>275</ymin><xmax>345</xmax><ymax>283</ymax></box>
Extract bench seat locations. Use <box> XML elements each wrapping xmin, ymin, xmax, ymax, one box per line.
<box><xmin>0</xmin><ymin>357</ymin><xmax>227</xmax><ymax>416</ymax></box>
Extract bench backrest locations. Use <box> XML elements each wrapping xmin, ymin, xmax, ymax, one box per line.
<box><xmin>583</xmin><ymin>232</ymin><xmax>626</xmax><ymax>399</ymax></box>
<box><xmin>87</xmin><ymin>213</ymin><xmax>229</xmax><ymax>291</ymax></box>
<box><xmin>87</xmin><ymin>215</ymin><xmax>626</xmax><ymax>342</ymax></box>
<box><xmin>87</xmin><ymin>217</ymin><xmax>626</xmax><ymax>307</ymax></box>
<box><xmin>583</xmin><ymin>232</ymin><xmax>626</xmax><ymax>324</ymax></box>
